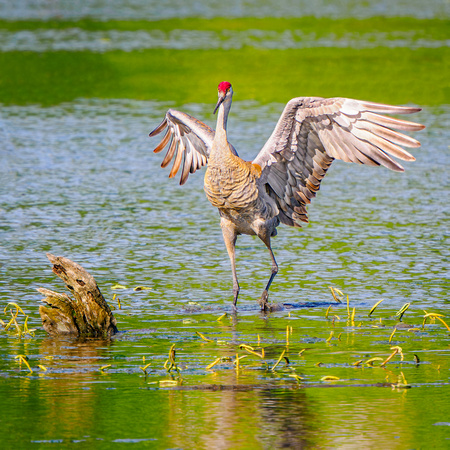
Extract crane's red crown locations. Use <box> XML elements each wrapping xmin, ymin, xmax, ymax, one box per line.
<box><xmin>218</xmin><ymin>81</ymin><xmax>232</xmax><ymax>93</ymax></box>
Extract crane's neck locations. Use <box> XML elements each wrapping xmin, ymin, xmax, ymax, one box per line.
<box><xmin>210</xmin><ymin>99</ymin><xmax>235</xmax><ymax>165</ymax></box>
<box><xmin>214</xmin><ymin>100</ymin><xmax>230</xmax><ymax>141</ymax></box>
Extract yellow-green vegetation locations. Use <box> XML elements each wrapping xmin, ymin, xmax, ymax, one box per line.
<box><xmin>3</xmin><ymin>291</ymin><xmax>448</xmax><ymax>388</ymax></box>
<box><xmin>133</xmin><ymin>294</ymin><xmax>445</xmax><ymax>388</ymax></box>
<box><xmin>0</xmin><ymin>302</ymin><xmax>36</xmax><ymax>338</ymax></box>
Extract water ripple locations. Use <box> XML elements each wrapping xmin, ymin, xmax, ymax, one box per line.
<box><xmin>0</xmin><ymin>28</ymin><xmax>447</xmax><ymax>52</ymax></box>
<box><xmin>0</xmin><ymin>0</ymin><xmax>447</xmax><ymax>20</ymax></box>
<box><xmin>0</xmin><ymin>99</ymin><xmax>448</xmax><ymax>312</ymax></box>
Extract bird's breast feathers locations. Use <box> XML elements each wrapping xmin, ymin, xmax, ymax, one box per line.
<box><xmin>204</xmin><ymin>159</ymin><xmax>279</xmax><ymax>238</ymax></box>
<box><xmin>203</xmin><ymin>158</ymin><xmax>262</xmax><ymax>209</ymax></box>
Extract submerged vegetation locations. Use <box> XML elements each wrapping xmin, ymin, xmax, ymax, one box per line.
<box><xmin>0</xmin><ymin>302</ymin><xmax>36</xmax><ymax>339</ymax></box>
<box><xmin>1</xmin><ymin>289</ymin><xmax>449</xmax><ymax>391</ymax></box>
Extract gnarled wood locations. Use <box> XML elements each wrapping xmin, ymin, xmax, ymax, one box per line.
<box><xmin>38</xmin><ymin>253</ymin><xmax>118</xmax><ymax>337</ymax></box>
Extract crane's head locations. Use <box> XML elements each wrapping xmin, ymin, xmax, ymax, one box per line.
<box><xmin>214</xmin><ymin>81</ymin><xmax>233</xmax><ymax>114</ymax></box>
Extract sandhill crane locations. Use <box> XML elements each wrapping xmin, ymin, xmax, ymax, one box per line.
<box><xmin>149</xmin><ymin>81</ymin><xmax>424</xmax><ymax>311</ymax></box>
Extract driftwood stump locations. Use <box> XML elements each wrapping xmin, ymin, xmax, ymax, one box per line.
<box><xmin>38</xmin><ymin>253</ymin><xmax>118</xmax><ymax>338</ymax></box>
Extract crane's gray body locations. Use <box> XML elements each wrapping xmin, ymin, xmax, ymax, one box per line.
<box><xmin>149</xmin><ymin>83</ymin><xmax>424</xmax><ymax>310</ymax></box>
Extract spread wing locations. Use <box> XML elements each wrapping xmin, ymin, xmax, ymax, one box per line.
<box><xmin>149</xmin><ymin>109</ymin><xmax>215</xmax><ymax>185</ymax></box>
<box><xmin>252</xmin><ymin>97</ymin><xmax>425</xmax><ymax>227</ymax></box>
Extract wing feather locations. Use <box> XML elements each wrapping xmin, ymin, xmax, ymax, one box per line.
<box><xmin>180</xmin><ymin>138</ymin><xmax>193</xmax><ymax>185</ymax></box>
<box><xmin>149</xmin><ymin>109</ymin><xmax>215</xmax><ymax>184</ymax></box>
<box><xmin>354</xmin><ymin>120</ymin><xmax>420</xmax><ymax>149</ymax></box>
<box><xmin>161</xmin><ymin>136</ymin><xmax>177</xmax><ymax>168</ymax></box>
<box><xmin>153</xmin><ymin>128</ymin><xmax>172</xmax><ymax>153</ymax></box>
<box><xmin>351</xmin><ymin>127</ymin><xmax>415</xmax><ymax>162</ymax></box>
<box><xmin>169</xmin><ymin>139</ymin><xmax>184</xmax><ymax>179</ymax></box>
<box><xmin>254</xmin><ymin>97</ymin><xmax>424</xmax><ymax>226</ymax></box>
<box><xmin>360</xmin><ymin>112</ymin><xmax>425</xmax><ymax>131</ymax></box>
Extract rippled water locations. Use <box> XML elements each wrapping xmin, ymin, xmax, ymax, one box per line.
<box><xmin>0</xmin><ymin>0</ymin><xmax>448</xmax><ymax>19</ymax></box>
<box><xmin>1</xmin><ymin>100</ymin><xmax>448</xmax><ymax>313</ymax></box>
<box><xmin>1</xmin><ymin>28</ymin><xmax>448</xmax><ymax>52</ymax></box>
<box><xmin>0</xmin><ymin>101</ymin><xmax>448</xmax><ymax>304</ymax></box>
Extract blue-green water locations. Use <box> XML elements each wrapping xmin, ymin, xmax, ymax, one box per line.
<box><xmin>0</xmin><ymin>1</ymin><xmax>449</xmax><ymax>448</ymax></box>
<box><xmin>1</xmin><ymin>100</ymin><xmax>448</xmax><ymax>308</ymax></box>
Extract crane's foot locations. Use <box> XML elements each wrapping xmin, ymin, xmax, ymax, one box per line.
<box><xmin>258</xmin><ymin>290</ymin><xmax>270</xmax><ymax>312</ymax></box>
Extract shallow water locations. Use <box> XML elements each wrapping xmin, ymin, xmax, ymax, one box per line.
<box><xmin>1</xmin><ymin>5</ymin><xmax>449</xmax><ymax>449</ymax></box>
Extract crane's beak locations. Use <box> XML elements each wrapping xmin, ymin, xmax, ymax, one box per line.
<box><xmin>214</xmin><ymin>94</ymin><xmax>225</xmax><ymax>114</ymax></box>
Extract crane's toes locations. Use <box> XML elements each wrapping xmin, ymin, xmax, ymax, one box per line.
<box><xmin>259</xmin><ymin>290</ymin><xmax>270</xmax><ymax>311</ymax></box>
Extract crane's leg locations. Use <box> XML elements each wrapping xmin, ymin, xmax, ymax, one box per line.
<box><xmin>259</xmin><ymin>235</ymin><xmax>279</xmax><ymax>311</ymax></box>
<box><xmin>221</xmin><ymin>223</ymin><xmax>240</xmax><ymax>310</ymax></box>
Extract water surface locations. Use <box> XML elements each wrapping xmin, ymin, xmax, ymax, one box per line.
<box><xmin>0</xmin><ymin>0</ymin><xmax>448</xmax><ymax>20</ymax></box>
<box><xmin>0</xmin><ymin>5</ymin><xmax>449</xmax><ymax>449</ymax></box>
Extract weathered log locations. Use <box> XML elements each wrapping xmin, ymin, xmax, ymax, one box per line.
<box><xmin>38</xmin><ymin>253</ymin><xmax>118</xmax><ymax>337</ymax></box>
